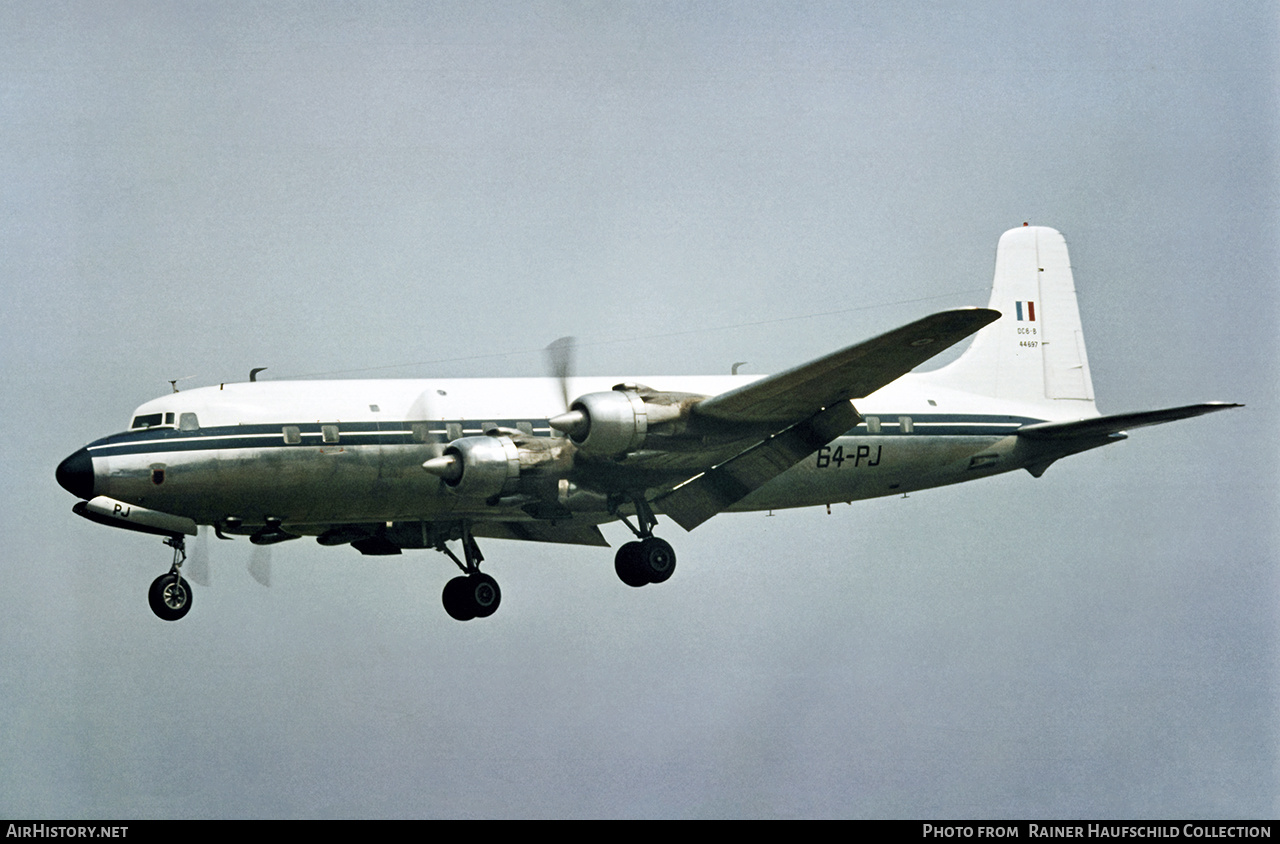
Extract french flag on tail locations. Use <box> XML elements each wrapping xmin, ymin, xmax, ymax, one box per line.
<box><xmin>1015</xmin><ymin>300</ymin><xmax>1036</xmax><ymax>322</ymax></box>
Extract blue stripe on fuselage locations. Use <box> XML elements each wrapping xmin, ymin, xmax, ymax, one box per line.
<box><xmin>83</xmin><ymin>414</ymin><xmax>1045</xmax><ymax>458</ymax></box>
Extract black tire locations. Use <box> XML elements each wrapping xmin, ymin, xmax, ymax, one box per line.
<box><xmin>614</xmin><ymin>541</ymin><xmax>648</xmax><ymax>588</ymax></box>
<box><xmin>148</xmin><ymin>573</ymin><xmax>193</xmax><ymax>621</ymax></box>
<box><xmin>442</xmin><ymin>575</ymin><xmax>477</xmax><ymax>621</ymax></box>
<box><xmin>638</xmin><ymin>537</ymin><xmax>676</xmax><ymax>584</ymax></box>
<box><xmin>469</xmin><ymin>573</ymin><xmax>501</xmax><ymax>618</ymax></box>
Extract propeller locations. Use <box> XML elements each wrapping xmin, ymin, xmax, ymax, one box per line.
<box><xmin>545</xmin><ymin>336</ymin><xmax>576</xmax><ymax>412</ymax></box>
<box><xmin>248</xmin><ymin>544</ymin><xmax>272</xmax><ymax>587</ymax></box>
<box><xmin>545</xmin><ymin>336</ymin><xmax>594</xmax><ymax>438</ymax></box>
<box><xmin>186</xmin><ymin>529</ymin><xmax>211</xmax><ymax>587</ymax></box>
<box><xmin>170</xmin><ymin>524</ymin><xmax>273</xmax><ymax>590</ymax></box>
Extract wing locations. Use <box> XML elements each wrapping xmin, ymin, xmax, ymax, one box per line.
<box><xmin>658</xmin><ymin>308</ymin><xmax>1001</xmax><ymax>530</ymax></box>
<box><xmin>693</xmin><ymin>308</ymin><xmax>1001</xmax><ymax>424</ymax></box>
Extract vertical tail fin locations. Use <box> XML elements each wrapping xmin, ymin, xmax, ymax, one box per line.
<box><xmin>928</xmin><ymin>225</ymin><xmax>1097</xmax><ymax>417</ymax></box>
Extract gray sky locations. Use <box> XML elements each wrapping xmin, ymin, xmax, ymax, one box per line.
<box><xmin>2</xmin><ymin>1</ymin><xmax>1275</xmax><ymax>818</ymax></box>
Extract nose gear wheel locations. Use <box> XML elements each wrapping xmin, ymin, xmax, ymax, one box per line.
<box><xmin>148</xmin><ymin>535</ymin><xmax>193</xmax><ymax>621</ymax></box>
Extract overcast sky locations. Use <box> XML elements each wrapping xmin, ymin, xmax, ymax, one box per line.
<box><xmin>2</xmin><ymin>1</ymin><xmax>1275</xmax><ymax>818</ymax></box>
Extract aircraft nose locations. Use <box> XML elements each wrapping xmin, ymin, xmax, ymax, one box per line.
<box><xmin>56</xmin><ymin>447</ymin><xmax>95</xmax><ymax>499</ymax></box>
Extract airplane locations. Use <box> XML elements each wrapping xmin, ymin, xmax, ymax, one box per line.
<box><xmin>55</xmin><ymin>225</ymin><xmax>1241</xmax><ymax>622</ymax></box>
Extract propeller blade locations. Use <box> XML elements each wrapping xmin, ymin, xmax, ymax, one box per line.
<box><xmin>545</xmin><ymin>336</ymin><xmax>576</xmax><ymax>411</ymax></box>
<box><xmin>186</xmin><ymin>528</ymin><xmax>211</xmax><ymax>587</ymax></box>
<box><xmin>248</xmin><ymin>544</ymin><xmax>271</xmax><ymax>587</ymax></box>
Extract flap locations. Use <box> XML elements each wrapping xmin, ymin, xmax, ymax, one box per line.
<box><xmin>471</xmin><ymin>521</ymin><xmax>611</xmax><ymax>547</ymax></box>
<box><xmin>659</xmin><ymin>402</ymin><xmax>859</xmax><ymax>531</ymax></box>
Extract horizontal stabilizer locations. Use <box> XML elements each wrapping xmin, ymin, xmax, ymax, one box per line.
<box><xmin>660</xmin><ymin>402</ymin><xmax>859</xmax><ymax>531</ymax></box>
<box><xmin>695</xmin><ymin>308</ymin><xmax>1000</xmax><ymax>425</ymax></box>
<box><xmin>1017</xmin><ymin>402</ymin><xmax>1242</xmax><ymax>440</ymax></box>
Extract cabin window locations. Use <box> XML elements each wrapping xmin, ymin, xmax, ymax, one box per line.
<box><xmin>410</xmin><ymin>422</ymin><xmax>431</xmax><ymax>443</ymax></box>
<box><xmin>516</xmin><ymin>421</ymin><xmax>534</xmax><ymax>436</ymax></box>
<box><xmin>321</xmin><ymin>425</ymin><xmax>340</xmax><ymax>444</ymax></box>
<box><xmin>446</xmin><ymin>423</ymin><xmax>462</xmax><ymax>441</ymax></box>
<box><xmin>179</xmin><ymin>413</ymin><xmax>199</xmax><ymax>431</ymax></box>
<box><xmin>283</xmin><ymin>426</ymin><xmax>301</xmax><ymax>445</ymax></box>
<box><xmin>898</xmin><ymin>416</ymin><xmax>914</xmax><ymax>434</ymax></box>
<box><xmin>864</xmin><ymin>416</ymin><xmax>881</xmax><ymax>434</ymax></box>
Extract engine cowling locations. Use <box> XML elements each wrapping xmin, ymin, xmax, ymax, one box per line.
<box><xmin>551</xmin><ymin>390</ymin><xmax>648</xmax><ymax>456</ymax></box>
<box><xmin>422</xmin><ymin>435</ymin><xmax>521</xmax><ymax>499</ymax></box>
<box><xmin>548</xmin><ymin>386</ymin><xmax>703</xmax><ymax>457</ymax></box>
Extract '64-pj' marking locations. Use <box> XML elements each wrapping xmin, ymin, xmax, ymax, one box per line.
<box><xmin>815</xmin><ymin>444</ymin><xmax>881</xmax><ymax>469</ymax></box>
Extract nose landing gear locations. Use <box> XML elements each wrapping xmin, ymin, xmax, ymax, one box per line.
<box><xmin>148</xmin><ymin>535</ymin><xmax>193</xmax><ymax>621</ymax></box>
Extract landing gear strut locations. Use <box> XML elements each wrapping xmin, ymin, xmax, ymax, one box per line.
<box><xmin>148</xmin><ymin>535</ymin><xmax>194</xmax><ymax>621</ymax></box>
<box><xmin>612</xmin><ymin>495</ymin><xmax>677</xmax><ymax>588</ymax></box>
<box><xmin>435</xmin><ymin>525</ymin><xmax>501</xmax><ymax>622</ymax></box>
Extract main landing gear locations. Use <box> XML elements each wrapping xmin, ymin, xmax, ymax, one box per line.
<box><xmin>148</xmin><ymin>535</ymin><xmax>193</xmax><ymax>621</ymax></box>
<box><xmin>434</xmin><ymin>526</ymin><xmax>501</xmax><ymax>622</ymax></box>
<box><xmin>612</xmin><ymin>496</ymin><xmax>676</xmax><ymax>588</ymax></box>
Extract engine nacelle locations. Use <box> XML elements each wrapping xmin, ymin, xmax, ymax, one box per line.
<box><xmin>548</xmin><ymin>386</ymin><xmax>701</xmax><ymax>457</ymax></box>
<box><xmin>423</xmin><ymin>435</ymin><xmax>521</xmax><ymax>499</ymax></box>
<box><xmin>561</xmin><ymin>390</ymin><xmax>648</xmax><ymax>455</ymax></box>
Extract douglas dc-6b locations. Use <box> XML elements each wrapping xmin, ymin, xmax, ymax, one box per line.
<box><xmin>56</xmin><ymin>226</ymin><xmax>1240</xmax><ymax>621</ymax></box>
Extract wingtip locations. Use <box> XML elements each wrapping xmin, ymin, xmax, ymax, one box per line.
<box><xmin>941</xmin><ymin>305</ymin><xmax>1002</xmax><ymax>323</ymax></box>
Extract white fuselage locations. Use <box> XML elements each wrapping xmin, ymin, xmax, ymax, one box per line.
<box><xmin>75</xmin><ymin>372</ymin><xmax>1063</xmax><ymax>536</ymax></box>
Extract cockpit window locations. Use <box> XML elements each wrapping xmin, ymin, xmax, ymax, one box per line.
<box><xmin>130</xmin><ymin>412</ymin><xmax>176</xmax><ymax>431</ymax></box>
